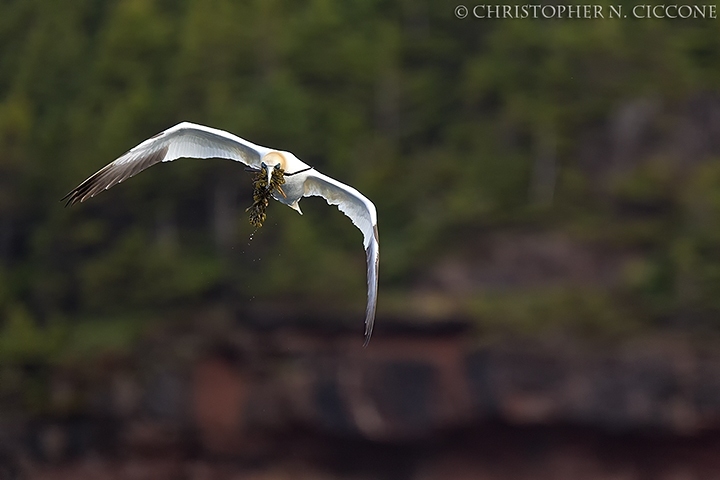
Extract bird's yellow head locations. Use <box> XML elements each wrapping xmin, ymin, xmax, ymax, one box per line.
<box><xmin>261</xmin><ymin>152</ymin><xmax>287</xmax><ymax>184</ymax></box>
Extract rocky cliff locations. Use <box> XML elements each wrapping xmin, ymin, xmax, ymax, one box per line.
<box><xmin>6</xmin><ymin>326</ymin><xmax>720</xmax><ymax>479</ymax></box>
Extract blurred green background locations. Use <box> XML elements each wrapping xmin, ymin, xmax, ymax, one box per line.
<box><xmin>1</xmin><ymin>0</ymin><xmax>720</xmax><ymax>360</ymax></box>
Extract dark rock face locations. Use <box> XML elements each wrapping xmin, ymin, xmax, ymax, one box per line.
<box><xmin>368</xmin><ymin>360</ymin><xmax>436</xmax><ymax>435</ymax></box>
<box><xmin>315</xmin><ymin>376</ymin><xmax>356</xmax><ymax>435</ymax></box>
<box><xmin>465</xmin><ymin>350</ymin><xmax>498</xmax><ymax>417</ymax></box>
<box><xmin>10</xmin><ymin>333</ymin><xmax>720</xmax><ymax>479</ymax></box>
<box><xmin>167</xmin><ymin>334</ymin><xmax>720</xmax><ymax>446</ymax></box>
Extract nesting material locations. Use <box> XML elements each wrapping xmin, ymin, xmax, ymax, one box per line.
<box><xmin>246</xmin><ymin>165</ymin><xmax>285</xmax><ymax>227</ymax></box>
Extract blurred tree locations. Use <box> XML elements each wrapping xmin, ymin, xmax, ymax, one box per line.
<box><xmin>1</xmin><ymin>0</ymin><xmax>720</xmax><ymax>359</ymax></box>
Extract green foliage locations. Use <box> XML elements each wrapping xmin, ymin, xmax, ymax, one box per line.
<box><xmin>2</xmin><ymin>0</ymin><xmax>720</xmax><ymax>361</ymax></box>
<box><xmin>467</xmin><ymin>288</ymin><xmax>644</xmax><ymax>339</ymax></box>
<box><xmin>0</xmin><ymin>305</ymin><xmax>64</xmax><ymax>362</ymax></box>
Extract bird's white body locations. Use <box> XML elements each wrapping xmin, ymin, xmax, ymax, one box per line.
<box><xmin>65</xmin><ymin>122</ymin><xmax>379</xmax><ymax>345</ymax></box>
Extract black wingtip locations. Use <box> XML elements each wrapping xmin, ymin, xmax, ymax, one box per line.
<box><xmin>61</xmin><ymin>190</ymin><xmax>81</xmax><ymax>207</ymax></box>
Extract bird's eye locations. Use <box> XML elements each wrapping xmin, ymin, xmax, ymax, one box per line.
<box><xmin>274</xmin><ymin>164</ymin><xmax>281</xmax><ymax>170</ymax></box>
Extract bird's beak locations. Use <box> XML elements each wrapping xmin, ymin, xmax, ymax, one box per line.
<box><xmin>260</xmin><ymin>162</ymin><xmax>273</xmax><ymax>187</ymax></box>
<box><xmin>266</xmin><ymin>165</ymin><xmax>273</xmax><ymax>187</ymax></box>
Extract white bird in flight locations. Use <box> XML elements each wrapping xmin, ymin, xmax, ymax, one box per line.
<box><xmin>64</xmin><ymin>122</ymin><xmax>379</xmax><ymax>345</ymax></box>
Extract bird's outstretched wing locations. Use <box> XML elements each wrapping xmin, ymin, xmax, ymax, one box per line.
<box><xmin>303</xmin><ymin>170</ymin><xmax>379</xmax><ymax>346</ymax></box>
<box><xmin>63</xmin><ymin>122</ymin><xmax>271</xmax><ymax>206</ymax></box>
<box><xmin>64</xmin><ymin>122</ymin><xmax>380</xmax><ymax>344</ymax></box>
